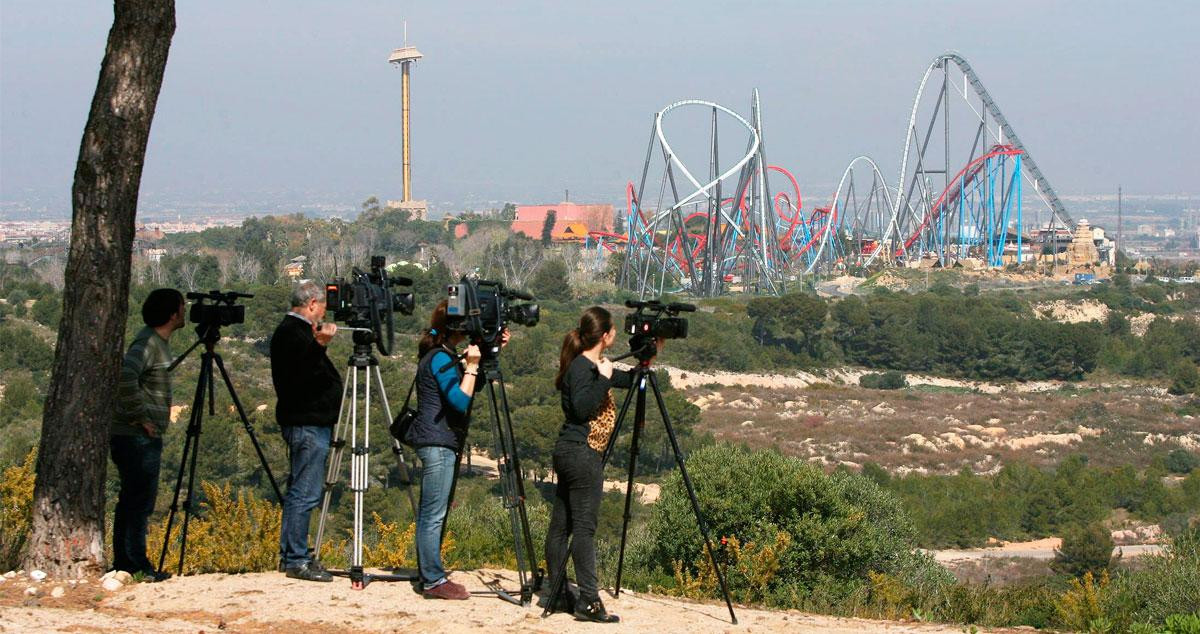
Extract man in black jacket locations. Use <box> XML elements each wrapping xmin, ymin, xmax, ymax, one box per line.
<box><xmin>271</xmin><ymin>280</ymin><xmax>341</xmax><ymax>582</ymax></box>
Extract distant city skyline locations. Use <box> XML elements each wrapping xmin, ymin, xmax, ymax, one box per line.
<box><xmin>2</xmin><ymin>1</ymin><xmax>1197</xmax><ymax>219</ymax></box>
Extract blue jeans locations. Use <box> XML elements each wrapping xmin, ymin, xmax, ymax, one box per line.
<box><xmin>110</xmin><ymin>434</ymin><xmax>163</xmax><ymax>573</ymax></box>
<box><xmin>279</xmin><ymin>425</ymin><xmax>331</xmax><ymax>568</ymax></box>
<box><xmin>415</xmin><ymin>445</ymin><xmax>457</xmax><ymax>588</ymax></box>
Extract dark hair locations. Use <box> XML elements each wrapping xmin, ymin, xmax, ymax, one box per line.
<box><xmin>142</xmin><ymin>288</ymin><xmax>184</xmax><ymax>327</ymax></box>
<box><xmin>418</xmin><ymin>299</ymin><xmax>451</xmax><ymax>358</ymax></box>
<box><xmin>556</xmin><ymin>306</ymin><xmax>613</xmax><ymax>390</ymax></box>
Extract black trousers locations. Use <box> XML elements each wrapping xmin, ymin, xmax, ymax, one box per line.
<box><xmin>110</xmin><ymin>434</ymin><xmax>163</xmax><ymax>573</ymax></box>
<box><xmin>545</xmin><ymin>439</ymin><xmax>605</xmax><ymax>602</ymax></box>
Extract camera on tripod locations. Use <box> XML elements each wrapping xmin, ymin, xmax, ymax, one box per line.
<box><xmin>325</xmin><ymin>255</ymin><xmax>414</xmax><ymax>355</ymax></box>
<box><xmin>623</xmin><ymin>299</ymin><xmax>694</xmax><ymax>360</ymax></box>
<box><xmin>187</xmin><ymin>290</ymin><xmax>252</xmax><ymax>334</ymax></box>
<box><xmin>445</xmin><ymin>276</ymin><xmax>539</xmax><ymax>354</ymax></box>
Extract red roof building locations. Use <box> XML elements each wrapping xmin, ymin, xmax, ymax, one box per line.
<box><xmin>511</xmin><ymin>202</ymin><xmax>614</xmax><ymax>240</ymax></box>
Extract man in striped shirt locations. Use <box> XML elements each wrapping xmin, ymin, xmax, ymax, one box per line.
<box><xmin>111</xmin><ymin>288</ymin><xmax>185</xmax><ymax>580</ymax></box>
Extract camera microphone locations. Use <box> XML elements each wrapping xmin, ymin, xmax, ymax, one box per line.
<box><xmin>668</xmin><ymin>302</ymin><xmax>697</xmax><ymax>312</ymax></box>
<box><xmin>391</xmin><ymin>276</ymin><xmax>414</xmax><ymax>286</ymax></box>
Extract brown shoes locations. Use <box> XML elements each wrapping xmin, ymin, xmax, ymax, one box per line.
<box><xmin>423</xmin><ymin>579</ymin><xmax>470</xmax><ymax>600</ymax></box>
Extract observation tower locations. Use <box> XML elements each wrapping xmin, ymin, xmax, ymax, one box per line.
<box><xmin>388</xmin><ymin>38</ymin><xmax>427</xmax><ymax>220</ymax></box>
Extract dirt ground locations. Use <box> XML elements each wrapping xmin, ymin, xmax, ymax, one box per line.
<box><xmin>670</xmin><ymin>367</ymin><xmax>1197</xmax><ymax>475</ymax></box>
<box><xmin>0</xmin><ymin>569</ymin><xmax>1013</xmax><ymax>633</ymax></box>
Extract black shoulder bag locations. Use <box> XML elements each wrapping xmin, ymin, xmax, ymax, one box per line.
<box><xmin>389</xmin><ymin>375</ymin><xmax>419</xmax><ymax>446</ymax></box>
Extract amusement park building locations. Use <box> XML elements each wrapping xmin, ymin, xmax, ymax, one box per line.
<box><xmin>510</xmin><ymin>202</ymin><xmax>615</xmax><ymax>242</ymax></box>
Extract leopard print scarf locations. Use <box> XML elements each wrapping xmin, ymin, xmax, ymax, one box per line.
<box><xmin>586</xmin><ymin>390</ymin><xmax>617</xmax><ymax>453</ymax></box>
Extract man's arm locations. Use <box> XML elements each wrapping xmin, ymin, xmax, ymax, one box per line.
<box><xmin>115</xmin><ymin>342</ymin><xmax>153</xmax><ymax>435</ymax></box>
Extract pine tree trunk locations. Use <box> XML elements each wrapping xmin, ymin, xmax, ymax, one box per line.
<box><xmin>25</xmin><ymin>0</ymin><xmax>175</xmax><ymax>578</ymax></box>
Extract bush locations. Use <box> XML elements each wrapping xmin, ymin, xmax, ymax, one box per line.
<box><xmin>1166</xmin><ymin>449</ymin><xmax>1200</xmax><ymax>475</ymax></box>
<box><xmin>147</xmin><ymin>481</ymin><xmax>280</xmax><ymax>574</ymax></box>
<box><xmin>6</xmin><ymin>289</ymin><xmax>28</xmax><ymax>318</ymax></box>
<box><xmin>30</xmin><ymin>296</ymin><xmax>62</xmax><ymax>329</ymax></box>
<box><xmin>1108</xmin><ymin>530</ymin><xmax>1200</xmax><ymax>627</ymax></box>
<box><xmin>860</xmin><ymin>371</ymin><xmax>907</xmax><ymax>390</ymax></box>
<box><xmin>1170</xmin><ymin>362</ymin><xmax>1200</xmax><ymax>396</ymax></box>
<box><xmin>642</xmin><ymin>444</ymin><xmax>951</xmax><ymax>607</ymax></box>
<box><xmin>1052</xmin><ymin>522</ymin><xmax>1115</xmax><ymax>578</ymax></box>
<box><xmin>0</xmin><ymin>448</ymin><xmax>36</xmax><ymax>571</ymax></box>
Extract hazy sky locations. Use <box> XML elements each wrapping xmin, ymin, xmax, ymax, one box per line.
<box><xmin>2</xmin><ymin>0</ymin><xmax>1197</xmax><ymax>216</ymax></box>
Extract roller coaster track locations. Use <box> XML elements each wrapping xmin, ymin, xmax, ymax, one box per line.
<box><xmin>895</xmin><ymin>52</ymin><xmax>1072</xmax><ymax>231</ymax></box>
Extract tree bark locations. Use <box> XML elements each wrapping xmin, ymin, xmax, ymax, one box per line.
<box><xmin>25</xmin><ymin>0</ymin><xmax>175</xmax><ymax>577</ymax></box>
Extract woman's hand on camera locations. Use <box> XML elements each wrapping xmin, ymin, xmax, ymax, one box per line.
<box><xmin>464</xmin><ymin>344</ymin><xmax>482</xmax><ymax>371</ymax></box>
<box><xmin>596</xmin><ymin>356</ymin><xmax>614</xmax><ymax>379</ymax></box>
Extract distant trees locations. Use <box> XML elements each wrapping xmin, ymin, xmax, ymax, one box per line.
<box><xmin>746</xmin><ymin>293</ymin><xmax>827</xmax><ymax>357</ymax></box>
<box><xmin>528</xmin><ymin>258</ymin><xmax>572</xmax><ymax>302</ymax></box>
<box><xmin>1052</xmin><ymin>522</ymin><xmax>1116</xmax><ymax>578</ymax></box>
<box><xmin>827</xmin><ymin>290</ymin><xmax>1100</xmax><ymax>380</ymax></box>
<box><xmin>540</xmin><ymin>209</ymin><xmax>557</xmax><ymax>247</ymax></box>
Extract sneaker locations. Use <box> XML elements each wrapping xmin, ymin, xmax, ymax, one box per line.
<box><xmin>574</xmin><ymin>598</ymin><xmax>619</xmax><ymax>623</ymax></box>
<box><xmin>285</xmin><ymin>562</ymin><xmax>333</xmax><ymax>582</ymax></box>
<box><xmin>423</xmin><ymin>579</ymin><xmax>470</xmax><ymax>600</ymax></box>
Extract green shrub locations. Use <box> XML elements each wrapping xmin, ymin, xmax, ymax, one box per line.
<box><xmin>0</xmin><ymin>448</ymin><xmax>36</xmax><ymax>571</ymax></box>
<box><xmin>1108</xmin><ymin>531</ymin><xmax>1200</xmax><ymax>627</ymax></box>
<box><xmin>1166</xmin><ymin>449</ymin><xmax>1200</xmax><ymax>475</ymax></box>
<box><xmin>860</xmin><ymin>371</ymin><xmax>907</xmax><ymax>390</ymax></box>
<box><xmin>642</xmin><ymin>444</ymin><xmax>950</xmax><ymax>607</ymax></box>
<box><xmin>1052</xmin><ymin>522</ymin><xmax>1115</xmax><ymax>578</ymax></box>
<box><xmin>1170</xmin><ymin>362</ymin><xmax>1200</xmax><ymax>396</ymax></box>
<box><xmin>30</xmin><ymin>296</ymin><xmax>62</xmax><ymax>329</ymax></box>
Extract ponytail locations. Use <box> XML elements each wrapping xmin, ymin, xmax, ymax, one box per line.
<box><xmin>418</xmin><ymin>299</ymin><xmax>451</xmax><ymax>358</ymax></box>
<box><xmin>556</xmin><ymin>329</ymin><xmax>585</xmax><ymax>390</ymax></box>
<box><xmin>555</xmin><ymin>306</ymin><xmax>613</xmax><ymax>390</ymax></box>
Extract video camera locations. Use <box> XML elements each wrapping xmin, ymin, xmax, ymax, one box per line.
<box><xmin>624</xmin><ymin>299</ymin><xmax>694</xmax><ymax>361</ymax></box>
<box><xmin>445</xmin><ymin>276</ymin><xmax>539</xmax><ymax>356</ymax></box>
<box><xmin>187</xmin><ymin>289</ymin><xmax>252</xmax><ymax>330</ymax></box>
<box><xmin>325</xmin><ymin>256</ymin><xmax>414</xmax><ymax>356</ymax></box>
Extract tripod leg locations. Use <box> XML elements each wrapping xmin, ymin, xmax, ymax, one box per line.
<box><xmin>371</xmin><ymin>367</ymin><xmax>419</xmax><ymax>518</ymax></box>
<box><xmin>483</xmin><ymin>378</ymin><xmax>532</xmax><ymax>598</ymax></box>
<box><xmin>349</xmin><ymin>366</ymin><xmax>366</xmax><ymax>587</ymax></box>
<box><xmin>648</xmin><ymin>372</ymin><xmax>737</xmax><ymax>624</ymax></box>
<box><xmin>613</xmin><ymin>373</ymin><xmax>648</xmax><ymax>597</ymax></box>
<box><xmin>494</xmin><ymin>375</ymin><xmax>541</xmax><ymax>596</ymax></box>
<box><xmin>212</xmin><ymin>353</ymin><xmax>283</xmax><ymax>503</ymax></box>
<box><xmin>175</xmin><ymin>351</ymin><xmax>214</xmax><ymax>575</ymax></box>
<box><xmin>313</xmin><ymin>368</ymin><xmax>354</xmax><ymax>562</ymax></box>
<box><xmin>157</xmin><ymin>353</ymin><xmax>210</xmax><ymax>574</ymax></box>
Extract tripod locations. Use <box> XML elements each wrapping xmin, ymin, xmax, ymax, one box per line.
<box><xmin>438</xmin><ymin>352</ymin><xmax>543</xmax><ymax>605</ymax></box>
<box><xmin>157</xmin><ymin>321</ymin><xmax>284</xmax><ymax>575</ymax></box>
<box><xmin>541</xmin><ymin>342</ymin><xmax>737</xmax><ymax>624</ymax></box>
<box><xmin>313</xmin><ymin>330</ymin><xmax>420</xmax><ymax>589</ymax></box>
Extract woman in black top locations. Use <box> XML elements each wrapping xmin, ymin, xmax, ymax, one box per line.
<box><xmin>544</xmin><ymin>306</ymin><xmax>658</xmax><ymax>623</ymax></box>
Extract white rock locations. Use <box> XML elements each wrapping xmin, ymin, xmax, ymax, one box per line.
<box><xmin>29</xmin><ymin>569</ymin><xmax>47</xmax><ymax>582</ymax></box>
<box><xmin>102</xmin><ymin>577</ymin><xmax>124</xmax><ymax>592</ymax></box>
<box><xmin>740</xmin><ymin>420</ymin><xmax>754</xmax><ymax>427</ymax></box>
<box><xmin>24</xmin><ymin>586</ymin><xmax>38</xmax><ymax>596</ymax></box>
<box><xmin>50</xmin><ymin>586</ymin><xmax>65</xmax><ymax>598</ymax></box>
<box><xmin>100</xmin><ymin>570</ymin><xmax>116</xmax><ymax>581</ymax></box>
<box><xmin>3</xmin><ymin>571</ymin><xmax>15</xmax><ymax>578</ymax></box>
<box><xmin>113</xmin><ymin>570</ymin><xmax>133</xmax><ymax>584</ymax></box>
